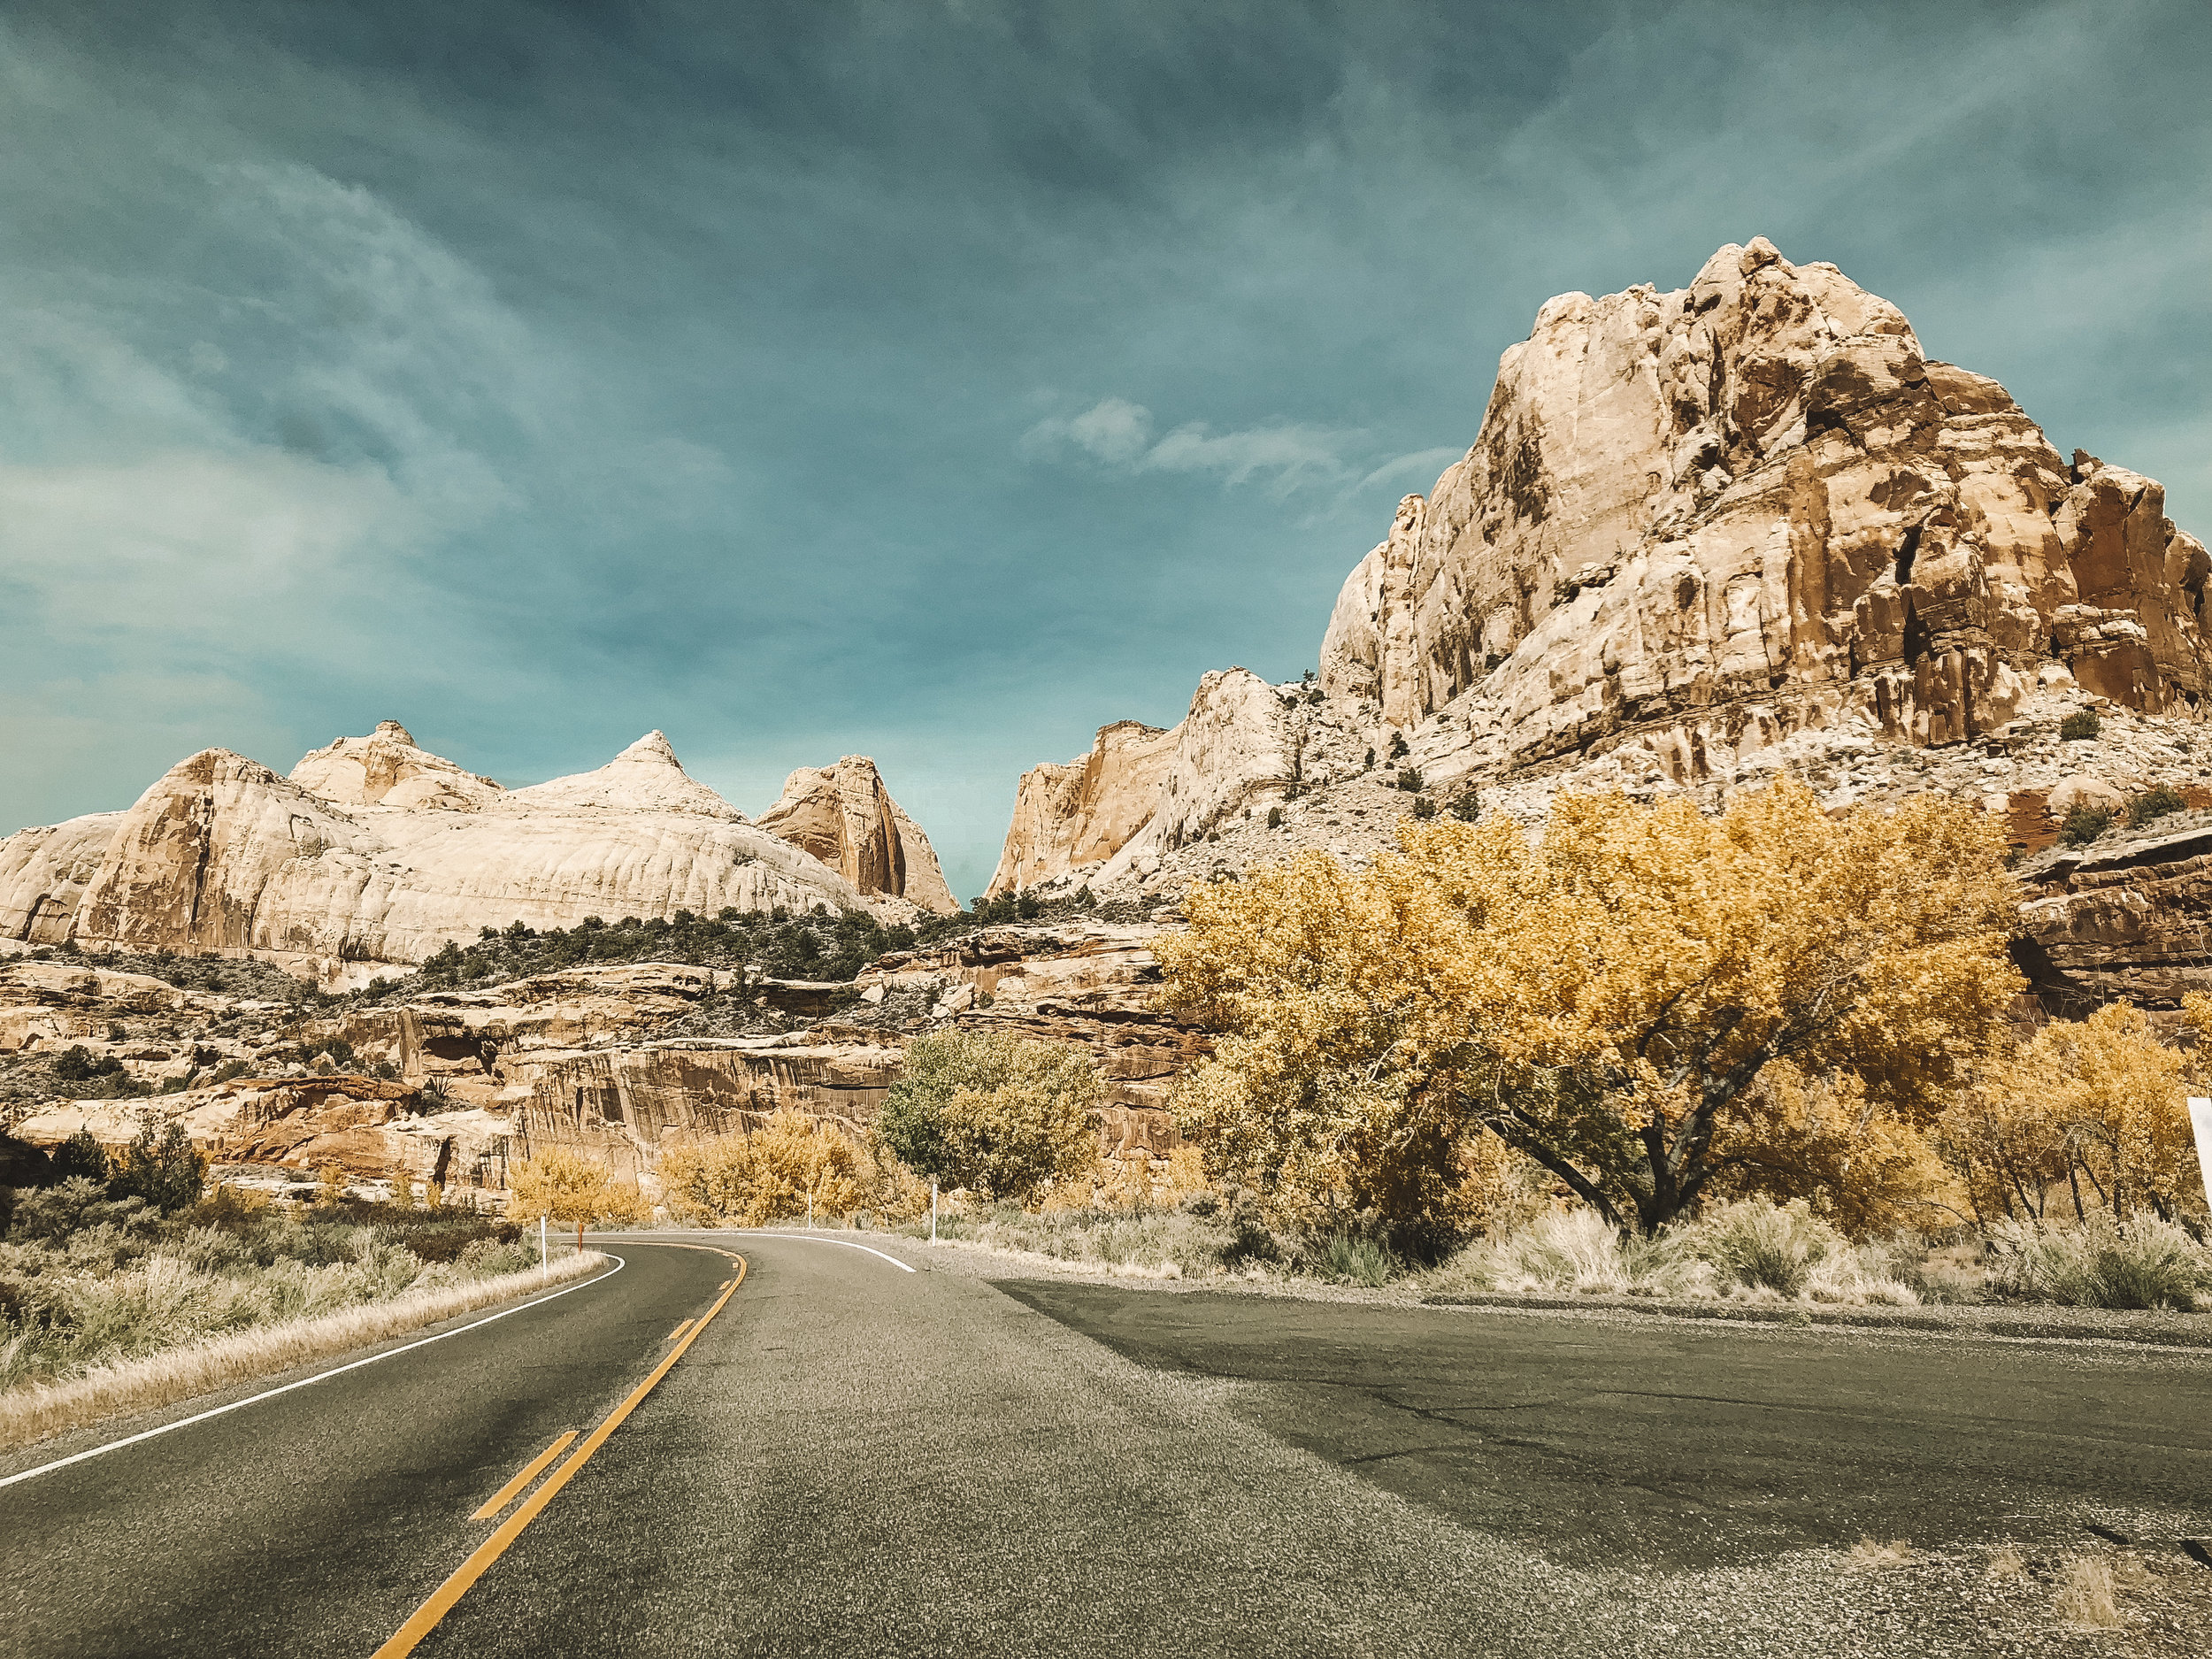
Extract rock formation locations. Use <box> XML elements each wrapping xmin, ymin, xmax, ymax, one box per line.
<box><xmin>988</xmin><ymin>720</ymin><xmax>1179</xmax><ymax>894</ymax></box>
<box><xmin>0</xmin><ymin>726</ymin><xmax>951</xmax><ymax>987</ymax></box>
<box><xmin>756</xmin><ymin>757</ymin><xmax>959</xmax><ymax>913</ymax></box>
<box><xmin>992</xmin><ymin>239</ymin><xmax>2212</xmax><ymax>903</ymax></box>
<box><xmin>1320</xmin><ymin>237</ymin><xmax>2208</xmax><ymax>765</ymax></box>
<box><xmin>288</xmin><ymin>720</ymin><xmax>503</xmax><ymax>810</ymax></box>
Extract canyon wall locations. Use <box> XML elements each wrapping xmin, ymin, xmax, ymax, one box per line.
<box><xmin>992</xmin><ymin>238</ymin><xmax>2212</xmax><ymax>892</ymax></box>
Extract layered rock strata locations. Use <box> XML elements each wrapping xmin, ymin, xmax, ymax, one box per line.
<box><xmin>0</xmin><ymin>726</ymin><xmax>949</xmax><ymax>986</ymax></box>
<box><xmin>756</xmin><ymin>757</ymin><xmax>959</xmax><ymax>913</ymax></box>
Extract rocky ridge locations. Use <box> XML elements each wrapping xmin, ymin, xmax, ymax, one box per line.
<box><xmin>0</xmin><ymin>725</ymin><xmax>954</xmax><ymax>987</ymax></box>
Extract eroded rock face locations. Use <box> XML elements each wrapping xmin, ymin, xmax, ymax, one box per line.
<box><xmin>2015</xmin><ymin>814</ymin><xmax>2212</xmax><ymax>1013</ymax></box>
<box><xmin>288</xmin><ymin>721</ymin><xmax>503</xmax><ymax>811</ymax></box>
<box><xmin>1318</xmin><ymin>238</ymin><xmax>2209</xmax><ymax>764</ymax></box>
<box><xmin>992</xmin><ymin>240</ymin><xmax>2210</xmax><ymax>897</ymax></box>
<box><xmin>756</xmin><ymin>757</ymin><xmax>959</xmax><ymax>913</ymax></box>
<box><xmin>988</xmin><ymin>721</ymin><xmax>1179</xmax><ymax>894</ymax></box>
<box><xmin>0</xmin><ymin>733</ymin><xmax>891</xmax><ymax>986</ymax></box>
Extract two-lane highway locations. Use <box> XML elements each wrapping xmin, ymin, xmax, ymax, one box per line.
<box><xmin>7</xmin><ymin>1233</ymin><xmax>2212</xmax><ymax>1657</ymax></box>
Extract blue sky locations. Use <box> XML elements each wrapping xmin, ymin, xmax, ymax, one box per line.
<box><xmin>3</xmin><ymin>1</ymin><xmax>2207</xmax><ymax>902</ymax></box>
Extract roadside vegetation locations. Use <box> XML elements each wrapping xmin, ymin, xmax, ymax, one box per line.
<box><xmin>0</xmin><ymin>1128</ymin><xmax>572</xmax><ymax>1445</ymax></box>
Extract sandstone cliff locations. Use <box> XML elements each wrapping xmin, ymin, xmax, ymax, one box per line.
<box><xmin>1320</xmin><ymin>237</ymin><xmax>2208</xmax><ymax>766</ymax></box>
<box><xmin>755</xmin><ymin>757</ymin><xmax>959</xmax><ymax>913</ymax></box>
<box><xmin>993</xmin><ymin>239</ymin><xmax>2212</xmax><ymax>898</ymax></box>
<box><xmin>987</xmin><ymin>720</ymin><xmax>1179</xmax><ymax>894</ymax></box>
<box><xmin>0</xmin><ymin>728</ymin><xmax>924</xmax><ymax>986</ymax></box>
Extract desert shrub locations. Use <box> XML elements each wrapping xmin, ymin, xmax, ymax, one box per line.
<box><xmin>2126</xmin><ymin>784</ymin><xmax>2186</xmax><ymax>828</ymax></box>
<box><xmin>1396</xmin><ymin>766</ymin><xmax>1425</xmax><ymax>792</ymax></box>
<box><xmin>1411</xmin><ymin>795</ymin><xmax>1437</xmax><ymax>820</ymax></box>
<box><xmin>1317</xmin><ymin>1232</ymin><xmax>1399</xmax><ymax>1286</ymax></box>
<box><xmin>1984</xmin><ymin>1216</ymin><xmax>2209</xmax><ymax>1310</ymax></box>
<box><xmin>2059</xmin><ymin>709</ymin><xmax>2101</xmax><ymax>741</ymax></box>
<box><xmin>107</xmin><ymin>1124</ymin><xmax>205</xmax><ymax>1213</ymax></box>
<box><xmin>877</xmin><ymin>1030</ymin><xmax>1102</xmax><ymax>1204</ymax></box>
<box><xmin>1267</xmin><ymin>807</ymin><xmax>1284</xmax><ymax>830</ymax></box>
<box><xmin>1429</xmin><ymin>1209</ymin><xmax>1701</xmax><ymax>1298</ymax></box>
<box><xmin>2059</xmin><ymin>805</ymin><xmax>2112</xmax><ymax>846</ymax></box>
<box><xmin>51</xmin><ymin>1047</ymin><xmax>124</xmax><ymax>1084</ymax></box>
<box><xmin>1683</xmin><ymin>1199</ymin><xmax>1840</xmax><ymax>1296</ymax></box>
<box><xmin>658</xmin><ymin>1110</ymin><xmax>866</xmax><ymax>1225</ymax></box>
<box><xmin>1387</xmin><ymin>733</ymin><xmax>1409</xmax><ymax>760</ymax></box>
<box><xmin>50</xmin><ymin>1129</ymin><xmax>110</xmax><ymax>1186</ymax></box>
<box><xmin>1448</xmin><ymin>790</ymin><xmax>1480</xmax><ymax>823</ymax></box>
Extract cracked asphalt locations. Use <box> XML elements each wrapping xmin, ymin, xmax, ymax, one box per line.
<box><xmin>4</xmin><ymin>1233</ymin><xmax>2209</xmax><ymax>1657</ymax></box>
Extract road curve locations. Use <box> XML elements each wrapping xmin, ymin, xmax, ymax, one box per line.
<box><xmin>5</xmin><ymin>1233</ymin><xmax>2210</xmax><ymax>1658</ymax></box>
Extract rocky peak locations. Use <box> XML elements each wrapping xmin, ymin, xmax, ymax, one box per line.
<box><xmin>503</xmin><ymin>732</ymin><xmax>741</xmax><ymax>819</ymax></box>
<box><xmin>290</xmin><ymin>723</ymin><xmax>503</xmax><ymax>812</ymax></box>
<box><xmin>756</xmin><ymin>757</ymin><xmax>959</xmax><ymax>913</ymax></box>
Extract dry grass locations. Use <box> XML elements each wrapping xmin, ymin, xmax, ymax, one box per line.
<box><xmin>2055</xmin><ymin>1555</ymin><xmax>2124</xmax><ymax>1628</ymax></box>
<box><xmin>1845</xmin><ymin>1538</ymin><xmax>1914</xmax><ymax>1569</ymax></box>
<box><xmin>1986</xmin><ymin>1543</ymin><xmax>2029</xmax><ymax>1582</ymax></box>
<box><xmin>0</xmin><ymin>1251</ymin><xmax>603</xmax><ymax>1453</ymax></box>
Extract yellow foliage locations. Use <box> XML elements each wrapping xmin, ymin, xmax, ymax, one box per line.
<box><xmin>1706</xmin><ymin>1064</ymin><xmax>1967</xmax><ymax>1239</ymax></box>
<box><xmin>1161</xmin><ymin>779</ymin><xmax>2021</xmax><ymax>1235</ymax></box>
<box><xmin>657</xmin><ymin>1110</ymin><xmax>867</xmax><ymax>1226</ymax></box>
<box><xmin>507</xmin><ymin>1145</ymin><xmax>649</xmax><ymax>1247</ymax></box>
<box><xmin>1947</xmin><ymin>999</ymin><xmax>2207</xmax><ymax>1223</ymax></box>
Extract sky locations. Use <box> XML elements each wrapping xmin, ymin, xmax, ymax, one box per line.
<box><xmin>3</xmin><ymin>0</ymin><xmax>2208</xmax><ymax>902</ymax></box>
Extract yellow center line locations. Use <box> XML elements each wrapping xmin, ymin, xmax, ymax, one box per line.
<box><xmin>373</xmin><ymin>1252</ymin><xmax>748</xmax><ymax>1659</ymax></box>
<box><xmin>665</xmin><ymin>1318</ymin><xmax>693</xmax><ymax>1342</ymax></box>
<box><xmin>470</xmin><ymin>1431</ymin><xmax>578</xmax><ymax>1522</ymax></box>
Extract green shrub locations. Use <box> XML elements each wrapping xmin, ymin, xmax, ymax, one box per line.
<box><xmin>2125</xmin><ymin>784</ymin><xmax>2186</xmax><ymax>829</ymax></box>
<box><xmin>1396</xmin><ymin>767</ymin><xmax>1425</xmax><ymax>793</ymax></box>
<box><xmin>1267</xmin><ymin>806</ymin><xmax>1284</xmax><ymax>830</ymax></box>
<box><xmin>50</xmin><ymin>1128</ymin><xmax>110</xmax><ymax>1186</ymax></box>
<box><xmin>1388</xmin><ymin>733</ymin><xmax>1409</xmax><ymax>760</ymax></box>
<box><xmin>2059</xmin><ymin>805</ymin><xmax>2112</xmax><ymax>847</ymax></box>
<box><xmin>1317</xmin><ymin>1232</ymin><xmax>1400</xmax><ymax>1286</ymax></box>
<box><xmin>2059</xmin><ymin>709</ymin><xmax>2101</xmax><ymax>741</ymax></box>
<box><xmin>1448</xmin><ymin>790</ymin><xmax>1480</xmax><ymax>823</ymax></box>
<box><xmin>1411</xmin><ymin>796</ymin><xmax>1437</xmax><ymax>820</ymax></box>
<box><xmin>107</xmin><ymin>1124</ymin><xmax>206</xmax><ymax>1214</ymax></box>
<box><xmin>52</xmin><ymin>1047</ymin><xmax>124</xmax><ymax>1085</ymax></box>
<box><xmin>877</xmin><ymin>1029</ymin><xmax>1103</xmax><ymax>1203</ymax></box>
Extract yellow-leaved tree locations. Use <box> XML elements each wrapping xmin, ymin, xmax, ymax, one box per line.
<box><xmin>1944</xmin><ymin>996</ymin><xmax>2211</xmax><ymax>1224</ymax></box>
<box><xmin>1160</xmin><ymin>780</ymin><xmax>2022</xmax><ymax>1239</ymax></box>
<box><xmin>658</xmin><ymin>1110</ymin><xmax>867</xmax><ymax>1226</ymax></box>
<box><xmin>507</xmin><ymin>1146</ymin><xmax>650</xmax><ymax>1249</ymax></box>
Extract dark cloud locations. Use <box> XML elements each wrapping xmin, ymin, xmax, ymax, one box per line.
<box><xmin>3</xmin><ymin>0</ymin><xmax>2208</xmax><ymax>897</ymax></box>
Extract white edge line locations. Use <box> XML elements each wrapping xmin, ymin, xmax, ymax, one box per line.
<box><xmin>0</xmin><ymin>1255</ymin><xmax>626</xmax><ymax>1494</ymax></box>
<box><xmin>741</xmin><ymin>1232</ymin><xmax>918</xmax><ymax>1272</ymax></box>
<box><xmin>597</xmin><ymin>1229</ymin><xmax>916</xmax><ymax>1273</ymax></box>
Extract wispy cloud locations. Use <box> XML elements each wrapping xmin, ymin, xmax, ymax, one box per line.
<box><xmin>1356</xmin><ymin>446</ymin><xmax>1465</xmax><ymax>495</ymax></box>
<box><xmin>1022</xmin><ymin>396</ymin><xmax>1365</xmax><ymax>493</ymax></box>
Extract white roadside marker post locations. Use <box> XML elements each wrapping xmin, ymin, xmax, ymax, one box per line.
<box><xmin>540</xmin><ymin>1215</ymin><xmax>549</xmax><ymax>1277</ymax></box>
<box><xmin>2189</xmin><ymin>1098</ymin><xmax>2212</xmax><ymax>1215</ymax></box>
<box><xmin>931</xmin><ymin>1179</ymin><xmax>938</xmax><ymax>1243</ymax></box>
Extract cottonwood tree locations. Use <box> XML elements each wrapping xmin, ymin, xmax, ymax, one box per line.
<box><xmin>1946</xmin><ymin>997</ymin><xmax>2209</xmax><ymax>1224</ymax></box>
<box><xmin>1161</xmin><ymin>780</ymin><xmax>2021</xmax><ymax>1237</ymax></box>
<box><xmin>506</xmin><ymin>1146</ymin><xmax>649</xmax><ymax>1248</ymax></box>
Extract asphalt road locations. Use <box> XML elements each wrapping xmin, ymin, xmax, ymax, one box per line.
<box><xmin>4</xmin><ymin>1236</ymin><xmax>2210</xmax><ymax>1658</ymax></box>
